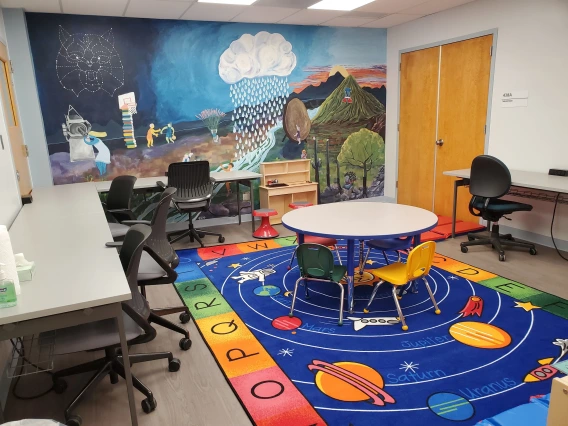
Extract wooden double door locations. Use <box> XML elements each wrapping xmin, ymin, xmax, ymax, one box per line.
<box><xmin>397</xmin><ymin>35</ymin><xmax>493</xmax><ymax>221</ymax></box>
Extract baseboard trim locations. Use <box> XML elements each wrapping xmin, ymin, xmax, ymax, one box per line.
<box><xmin>498</xmin><ymin>224</ymin><xmax>568</xmax><ymax>252</ymax></box>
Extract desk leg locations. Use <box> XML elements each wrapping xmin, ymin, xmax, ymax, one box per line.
<box><xmin>358</xmin><ymin>240</ymin><xmax>365</xmax><ymax>272</ymax></box>
<box><xmin>298</xmin><ymin>233</ymin><xmax>305</xmax><ymax>245</ymax></box>
<box><xmin>250</xmin><ymin>179</ymin><xmax>256</xmax><ymax>233</ymax></box>
<box><xmin>346</xmin><ymin>239</ymin><xmax>355</xmax><ymax>314</ymax></box>
<box><xmin>451</xmin><ymin>178</ymin><xmax>469</xmax><ymax>238</ymax></box>
<box><xmin>116</xmin><ymin>304</ymin><xmax>138</xmax><ymax>426</ymax></box>
<box><xmin>237</xmin><ymin>183</ymin><xmax>241</xmax><ymax>225</ymax></box>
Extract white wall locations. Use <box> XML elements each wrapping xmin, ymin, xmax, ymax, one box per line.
<box><xmin>386</xmin><ymin>0</ymin><xmax>568</xmax><ymax>244</ymax></box>
<box><xmin>0</xmin><ymin>8</ymin><xmax>6</xmax><ymax>45</ymax></box>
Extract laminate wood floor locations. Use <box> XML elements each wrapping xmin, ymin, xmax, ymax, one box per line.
<box><xmin>4</xmin><ymin>223</ymin><xmax>567</xmax><ymax>425</ymax></box>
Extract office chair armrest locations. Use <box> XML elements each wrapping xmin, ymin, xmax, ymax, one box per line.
<box><xmin>142</xmin><ymin>246</ymin><xmax>178</xmax><ymax>283</ymax></box>
<box><xmin>106</xmin><ymin>241</ymin><xmax>123</xmax><ymax>248</ymax></box>
<box><xmin>121</xmin><ymin>302</ymin><xmax>155</xmax><ymax>338</ymax></box>
<box><xmin>157</xmin><ymin>181</ymin><xmax>167</xmax><ymax>189</ymax></box>
<box><xmin>468</xmin><ymin>196</ymin><xmax>484</xmax><ymax>217</ymax></box>
<box><xmin>122</xmin><ymin>220</ymin><xmax>152</xmax><ymax>226</ymax></box>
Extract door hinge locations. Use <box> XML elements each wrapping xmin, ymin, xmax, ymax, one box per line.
<box><xmin>396</xmin><ymin>181</ymin><xmax>399</xmax><ymax>189</ymax></box>
<box><xmin>484</xmin><ymin>124</ymin><xmax>487</xmax><ymax>135</ymax></box>
<box><xmin>399</xmin><ymin>62</ymin><xmax>402</xmax><ymax>71</ymax></box>
<box><xmin>397</xmin><ymin>123</ymin><xmax>400</xmax><ymax>132</ymax></box>
<box><xmin>9</xmin><ymin>60</ymin><xmax>14</xmax><ymax>74</ymax></box>
<box><xmin>22</xmin><ymin>144</ymin><xmax>29</xmax><ymax>157</ymax></box>
<box><xmin>16</xmin><ymin>171</ymin><xmax>20</xmax><ymax>181</ymax></box>
<box><xmin>490</xmin><ymin>46</ymin><xmax>493</xmax><ymax>57</ymax></box>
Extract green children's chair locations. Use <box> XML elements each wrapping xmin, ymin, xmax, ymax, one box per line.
<box><xmin>289</xmin><ymin>244</ymin><xmax>347</xmax><ymax>325</ymax></box>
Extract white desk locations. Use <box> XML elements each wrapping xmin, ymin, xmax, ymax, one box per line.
<box><xmin>94</xmin><ymin>171</ymin><xmax>262</xmax><ymax>232</ymax></box>
<box><xmin>5</xmin><ymin>184</ymin><xmax>138</xmax><ymax>425</ymax></box>
<box><xmin>443</xmin><ymin>168</ymin><xmax>568</xmax><ymax>237</ymax></box>
<box><xmin>282</xmin><ymin>202</ymin><xmax>438</xmax><ymax>313</ymax></box>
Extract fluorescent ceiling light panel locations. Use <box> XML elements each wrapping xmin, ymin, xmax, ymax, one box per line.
<box><xmin>198</xmin><ymin>0</ymin><xmax>257</xmax><ymax>5</ymax></box>
<box><xmin>309</xmin><ymin>0</ymin><xmax>374</xmax><ymax>11</ymax></box>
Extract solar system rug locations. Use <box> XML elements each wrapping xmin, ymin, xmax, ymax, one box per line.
<box><xmin>174</xmin><ymin>237</ymin><xmax>568</xmax><ymax>426</ymax></box>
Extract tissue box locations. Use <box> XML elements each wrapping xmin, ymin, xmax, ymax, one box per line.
<box><xmin>17</xmin><ymin>262</ymin><xmax>35</xmax><ymax>282</ymax></box>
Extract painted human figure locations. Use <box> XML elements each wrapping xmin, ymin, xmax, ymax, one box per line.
<box><xmin>301</xmin><ymin>149</ymin><xmax>307</xmax><ymax>159</ymax></box>
<box><xmin>343</xmin><ymin>87</ymin><xmax>353</xmax><ymax>103</ymax></box>
<box><xmin>222</xmin><ymin>162</ymin><xmax>234</xmax><ymax>194</ymax></box>
<box><xmin>182</xmin><ymin>152</ymin><xmax>194</xmax><ymax>162</ymax></box>
<box><xmin>295</xmin><ymin>124</ymin><xmax>302</xmax><ymax>145</ymax></box>
<box><xmin>161</xmin><ymin>123</ymin><xmax>176</xmax><ymax>144</ymax></box>
<box><xmin>83</xmin><ymin>135</ymin><xmax>110</xmax><ymax>176</ymax></box>
<box><xmin>146</xmin><ymin>123</ymin><xmax>160</xmax><ymax>147</ymax></box>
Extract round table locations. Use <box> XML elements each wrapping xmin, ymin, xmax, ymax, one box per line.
<box><xmin>281</xmin><ymin>202</ymin><xmax>438</xmax><ymax>313</ymax></box>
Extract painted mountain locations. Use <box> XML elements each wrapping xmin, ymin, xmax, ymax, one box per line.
<box><xmin>292</xmin><ymin>72</ymin><xmax>345</xmax><ymax>101</ymax></box>
<box><xmin>312</xmin><ymin>74</ymin><xmax>385</xmax><ymax>125</ymax></box>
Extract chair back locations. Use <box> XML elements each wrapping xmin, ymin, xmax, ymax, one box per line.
<box><xmin>405</xmin><ymin>241</ymin><xmax>436</xmax><ymax>281</ymax></box>
<box><xmin>147</xmin><ymin>187</ymin><xmax>179</xmax><ymax>267</ymax></box>
<box><xmin>106</xmin><ymin>175</ymin><xmax>137</xmax><ymax>222</ymax></box>
<box><xmin>119</xmin><ymin>224</ymin><xmax>152</xmax><ymax>318</ymax></box>
<box><xmin>469</xmin><ymin>155</ymin><xmax>511</xmax><ymax>198</ymax></box>
<box><xmin>167</xmin><ymin>161</ymin><xmax>212</xmax><ymax>202</ymax></box>
<box><xmin>297</xmin><ymin>244</ymin><xmax>334</xmax><ymax>279</ymax></box>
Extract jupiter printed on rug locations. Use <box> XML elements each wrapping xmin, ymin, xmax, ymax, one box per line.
<box><xmin>174</xmin><ymin>238</ymin><xmax>568</xmax><ymax>426</ymax></box>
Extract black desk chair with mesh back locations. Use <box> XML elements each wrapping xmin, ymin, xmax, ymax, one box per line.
<box><xmin>460</xmin><ymin>155</ymin><xmax>537</xmax><ymax>261</ymax></box>
<box><xmin>104</xmin><ymin>175</ymin><xmax>137</xmax><ymax>239</ymax></box>
<box><xmin>159</xmin><ymin>161</ymin><xmax>225</xmax><ymax>247</ymax></box>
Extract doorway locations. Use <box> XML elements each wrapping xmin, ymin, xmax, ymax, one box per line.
<box><xmin>0</xmin><ymin>41</ymin><xmax>32</xmax><ymax>197</ymax></box>
<box><xmin>397</xmin><ymin>34</ymin><xmax>494</xmax><ymax>222</ymax></box>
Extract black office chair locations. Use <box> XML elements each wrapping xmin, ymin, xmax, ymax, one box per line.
<box><xmin>104</xmin><ymin>175</ymin><xmax>137</xmax><ymax>238</ymax></box>
<box><xmin>460</xmin><ymin>155</ymin><xmax>537</xmax><ymax>261</ymax></box>
<box><xmin>106</xmin><ymin>188</ymin><xmax>192</xmax><ymax>350</ymax></box>
<box><xmin>47</xmin><ymin>225</ymin><xmax>180</xmax><ymax>426</ymax></box>
<box><xmin>159</xmin><ymin>161</ymin><xmax>225</xmax><ymax>247</ymax></box>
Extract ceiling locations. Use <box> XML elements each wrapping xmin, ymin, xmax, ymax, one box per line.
<box><xmin>0</xmin><ymin>0</ymin><xmax>477</xmax><ymax>28</ymax></box>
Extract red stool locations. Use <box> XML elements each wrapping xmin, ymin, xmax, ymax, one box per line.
<box><xmin>253</xmin><ymin>209</ymin><xmax>279</xmax><ymax>239</ymax></box>
<box><xmin>289</xmin><ymin>201</ymin><xmax>313</xmax><ymax>209</ymax></box>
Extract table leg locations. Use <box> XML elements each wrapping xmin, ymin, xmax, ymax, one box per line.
<box><xmin>249</xmin><ymin>179</ymin><xmax>256</xmax><ymax>233</ymax></box>
<box><xmin>298</xmin><ymin>233</ymin><xmax>305</xmax><ymax>245</ymax></box>
<box><xmin>409</xmin><ymin>233</ymin><xmax>422</xmax><ymax>293</ymax></box>
<box><xmin>237</xmin><ymin>182</ymin><xmax>241</xmax><ymax>225</ymax></box>
<box><xmin>346</xmin><ymin>239</ymin><xmax>355</xmax><ymax>314</ymax></box>
<box><xmin>451</xmin><ymin>178</ymin><xmax>469</xmax><ymax>238</ymax></box>
<box><xmin>116</xmin><ymin>304</ymin><xmax>138</xmax><ymax>426</ymax></box>
<box><xmin>358</xmin><ymin>240</ymin><xmax>365</xmax><ymax>272</ymax></box>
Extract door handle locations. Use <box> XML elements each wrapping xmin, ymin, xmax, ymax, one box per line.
<box><xmin>435</xmin><ymin>139</ymin><xmax>444</xmax><ymax>146</ymax></box>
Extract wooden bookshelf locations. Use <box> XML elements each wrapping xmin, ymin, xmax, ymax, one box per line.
<box><xmin>259</xmin><ymin>159</ymin><xmax>318</xmax><ymax>224</ymax></box>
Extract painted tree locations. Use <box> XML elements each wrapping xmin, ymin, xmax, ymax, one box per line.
<box><xmin>325</xmin><ymin>138</ymin><xmax>331</xmax><ymax>188</ymax></box>
<box><xmin>337</xmin><ymin>128</ymin><xmax>385</xmax><ymax>198</ymax></box>
<box><xmin>336</xmin><ymin>160</ymin><xmax>342</xmax><ymax>193</ymax></box>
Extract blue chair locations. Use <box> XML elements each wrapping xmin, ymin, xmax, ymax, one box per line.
<box><xmin>359</xmin><ymin>237</ymin><xmax>413</xmax><ymax>275</ymax></box>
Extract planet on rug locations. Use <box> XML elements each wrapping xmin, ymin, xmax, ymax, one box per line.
<box><xmin>449</xmin><ymin>322</ymin><xmax>512</xmax><ymax>349</ymax></box>
<box><xmin>427</xmin><ymin>392</ymin><xmax>475</xmax><ymax>421</ymax></box>
<box><xmin>253</xmin><ymin>284</ymin><xmax>280</xmax><ymax>296</ymax></box>
<box><xmin>308</xmin><ymin>360</ymin><xmax>395</xmax><ymax>406</ymax></box>
<box><xmin>272</xmin><ymin>315</ymin><xmax>302</xmax><ymax>331</ymax></box>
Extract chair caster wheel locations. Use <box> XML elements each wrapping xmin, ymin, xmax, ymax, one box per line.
<box><xmin>218</xmin><ymin>236</ymin><xmax>225</xmax><ymax>243</ymax></box>
<box><xmin>198</xmin><ymin>233</ymin><xmax>205</xmax><ymax>238</ymax></box>
<box><xmin>499</xmin><ymin>253</ymin><xmax>506</xmax><ymax>262</ymax></box>
<box><xmin>66</xmin><ymin>415</ymin><xmax>82</xmax><ymax>426</ymax></box>
<box><xmin>179</xmin><ymin>312</ymin><xmax>191</xmax><ymax>324</ymax></box>
<box><xmin>168</xmin><ymin>358</ymin><xmax>181</xmax><ymax>372</ymax></box>
<box><xmin>401</xmin><ymin>325</ymin><xmax>409</xmax><ymax>331</ymax></box>
<box><xmin>529</xmin><ymin>247</ymin><xmax>537</xmax><ymax>255</ymax></box>
<box><xmin>179</xmin><ymin>338</ymin><xmax>192</xmax><ymax>351</ymax></box>
<box><xmin>141</xmin><ymin>397</ymin><xmax>157</xmax><ymax>414</ymax></box>
<box><xmin>461</xmin><ymin>246</ymin><xmax>468</xmax><ymax>253</ymax></box>
<box><xmin>468</xmin><ymin>235</ymin><xmax>475</xmax><ymax>241</ymax></box>
<box><xmin>53</xmin><ymin>378</ymin><xmax>68</xmax><ymax>394</ymax></box>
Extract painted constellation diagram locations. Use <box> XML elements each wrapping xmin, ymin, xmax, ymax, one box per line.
<box><xmin>57</xmin><ymin>26</ymin><xmax>124</xmax><ymax>97</ymax></box>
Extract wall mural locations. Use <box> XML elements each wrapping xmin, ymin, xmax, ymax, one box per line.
<box><xmin>26</xmin><ymin>13</ymin><xmax>387</xmax><ymax>217</ymax></box>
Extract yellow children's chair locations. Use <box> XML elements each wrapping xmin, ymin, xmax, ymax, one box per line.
<box><xmin>363</xmin><ymin>241</ymin><xmax>440</xmax><ymax>331</ymax></box>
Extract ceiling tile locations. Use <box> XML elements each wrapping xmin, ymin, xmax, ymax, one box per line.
<box><xmin>0</xmin><ymin>0</ymin><xmax>61</xmax><ymax>13</ymax></box>
<box><xmin>253</xmin><ymin>0</ymin><xmax>319</xmax><ymax>7</ymax></box>
<box><xmin>321</xmin><ymin>16</ymin><xmax>377</xmax><ymax>27</ymax></box>
<box><xmin>181</xmin><ymin>3</ymin><xmax>245</xmax><ymax>21</ymax></box>
<box><xmin>125</xmin><ymin>0</ymin><xmax>191</xmax><ymax>19</ymax></box>
<box><xmin>360</xmin><ymin>13</ymin><xmax>424</xmax><ymax>28</ymax></box>
<box><xmin>278</xmin><ymin>9</ymin><xmax>345</xmax><ymax>25</ymax></box>
<box><xmin>356</xmin><ymin>0</ymin><xmax>429</xmax><ymax>14</ymax></box>
<box><xmin>61</xmin><ymin>0</ymin><xmax>129</xmax><ymax>16</ymax></box>
<box><xmin>231</xmin><ymin>6</ymin><xmax>300</xmax><ymax>23</ymax></box>
<box><xmin>401</xmin><ymin>0</ymin><xmax>475</xmax><ymax>15</ymax></box>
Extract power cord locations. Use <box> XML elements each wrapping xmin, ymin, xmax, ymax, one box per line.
<box><xmin>551</xmin><ymin>193</ymin><xmax>568</xmax><ymax>262</ymax></box>
<box><xmin>9</xmin><ymin>338</ymin><xmax>55</xmax><ymax>400</ymax></box>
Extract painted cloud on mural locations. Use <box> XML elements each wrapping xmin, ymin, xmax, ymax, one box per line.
<box><xmin>219</xmin><ymin>32</ymin><xmax>297</xmax><ymax>85</ymax></box>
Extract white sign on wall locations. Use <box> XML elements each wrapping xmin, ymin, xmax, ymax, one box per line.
<box><xmin>501</xmin><ymin>90</ymin><xmax>529</xmax><ymax>108</ymax></box>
